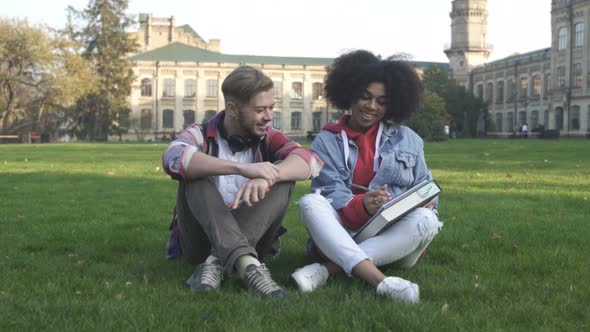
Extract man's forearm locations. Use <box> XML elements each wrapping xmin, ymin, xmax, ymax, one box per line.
<box><xmin>275</xmin><ymin>154</ymin><xmax>312</xmax><ymax>182</ymax></box>
<box><xmin>184</xmin><ymin>152</ymin><xmax>240</xmax><ymax>180</ymax></box>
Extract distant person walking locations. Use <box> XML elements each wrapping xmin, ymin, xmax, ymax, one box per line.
<box><xmin>521</xmin><ymin>123</ymin><xmax>528</xmax><ymax>138</ymax></box>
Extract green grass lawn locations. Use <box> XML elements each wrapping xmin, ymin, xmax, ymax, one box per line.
<box><xmin>1</xmin><ymin>139</ymin><xmax>589</xmax><ymax>331</ymax></box>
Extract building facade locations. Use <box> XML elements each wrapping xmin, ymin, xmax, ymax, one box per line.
<box><xmin>447</xmin><ymin>0</ymin><xmax>590</xmax><ymax>136</ymax></box>
<box><xmin>125</xmin><ymin>14</ymin><xmax>443</xmax><ymax>140</ymax></box>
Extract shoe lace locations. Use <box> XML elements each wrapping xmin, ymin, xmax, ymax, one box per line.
<box><xmin>245</xmin><ymin>264</ymin><xmax>282</xmax><ymax>295</ymax></box>
<box><xmin>199</xmin><ymin>262</ymin><xmax>223</xmax><ymax>286</ymax></box>
<box><xmin>303</xmin><ymin>267</ymin><xmax>323</xmax><ymax>282</ymax></box>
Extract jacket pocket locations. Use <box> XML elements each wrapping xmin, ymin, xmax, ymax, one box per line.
<box><xmin>391</xmin><ymin>149</ymin><xmax>416</xmax><ymax>186</ymax></box>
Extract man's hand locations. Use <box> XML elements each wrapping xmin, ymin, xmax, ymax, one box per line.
<box><xmin>231</xmin><ymin>178</ymin><xmax>270</xmax><ymax>209</ymax></box>
<box><xmin>236</xmin><ymin>162</ymin><xmax>280</xmax><ymax>186</ymax></box>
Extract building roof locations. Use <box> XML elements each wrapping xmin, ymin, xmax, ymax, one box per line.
<box><xmin>176</xmin><ymin>24</ymin><xmax>203</xmax><ymax>41</ymax></box>
<box><xmin>130</xmin><ymin>42</ymin><xmax>450</xmax><ymax>69</ymax></box>
<box><xmin>130</xmin><ymin>42</ymin><xmax>334</xmax><ymax>66</ymax></box>
<box><xmin>486</xmin><ymin>47</ymin><xmax>552</xmax><ymax>65</ymax></box>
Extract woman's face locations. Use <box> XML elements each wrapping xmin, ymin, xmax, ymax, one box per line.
<box><xmin>348</xmin><ymin>82</ymin><xmax>387</xmax><ymax>133</ymax></box>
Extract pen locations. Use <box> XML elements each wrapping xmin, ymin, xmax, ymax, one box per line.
<box><xmin>351</xmin><ymin>183</ymin><xmax>371</xmax><ymax>192</ymax></box>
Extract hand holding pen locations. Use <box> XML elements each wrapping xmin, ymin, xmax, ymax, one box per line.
<box><xmin>352</xmin><ymin>183</ymin><xmax>392</xmax><ymax>215</ymax></box>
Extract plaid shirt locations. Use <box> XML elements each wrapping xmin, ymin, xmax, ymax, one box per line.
<box><xmin>162</xmin><ymin>110</ymin><xmax>323</xmax><ymax>181</ymax></box>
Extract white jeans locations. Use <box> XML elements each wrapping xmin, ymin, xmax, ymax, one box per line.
<box><xmin>298</xmin><ymin>192</ymin><xmax>443</xmax><ymax>274</ymax></box>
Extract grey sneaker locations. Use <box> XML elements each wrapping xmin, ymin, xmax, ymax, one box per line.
<box><xmin>242</xmin><ymin>264</ymin><xmax>286</xmax><ymax>298</ymax></box>
<box><xmin>376</xmin><ymin>276</ymin><xmax>420</xmax><ymax>304</ymax></box>
<box><xmin>186</xmin><ymin>261</ymin><xmax>224</xmax><ymax>291</ymax></box>
<box><xmin>291</xmin><ymin>263</ymin><xmax>329</xmax><ymax>292</ymax></box>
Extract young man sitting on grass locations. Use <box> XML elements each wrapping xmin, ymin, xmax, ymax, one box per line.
<box><xmin>162</xmin><ymin>66</ymin><xmax>323</xmax><ymax>298</ymax></box>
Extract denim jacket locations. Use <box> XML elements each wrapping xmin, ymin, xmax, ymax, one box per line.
<box><xmin>310</xmin><ymin>122</ymin><xmax>437</xmax><ymax>212</ymax></box>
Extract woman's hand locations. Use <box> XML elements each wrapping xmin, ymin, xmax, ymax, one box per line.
<box><xmin>363</xmin><ymin>184</ymin><xmax>392</xmax><ymax>215</ymax></box>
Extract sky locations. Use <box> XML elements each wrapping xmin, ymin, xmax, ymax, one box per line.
<box><xmin>1</xmin><ymin>0</ymin><xmax>552</xmax><ymax>63</ymax></box>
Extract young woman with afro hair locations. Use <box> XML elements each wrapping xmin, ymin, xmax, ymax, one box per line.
<box><xmin>292</xmin><ymin>50</ymin><xmax>443</xmax><ymax>303</ymax></box>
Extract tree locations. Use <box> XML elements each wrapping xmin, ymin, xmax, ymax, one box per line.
<box><xmin>405</xmin><ymin>90</ymin><xmax>449</xmax><ymax>141</ymax></box>
<box><xmin>68</xmin><ymin>0</ymin><xmax>138</xmax><ymax>141</ymax></box>
<box><xmin>421</xmin><ymin>65</ymin><xmax>488</xmax><ymax>138</ymax></box>
<box><xmin>0</xmin><ymin>18</ymin><xmax>95</xmax><ymax>137</ymax></box>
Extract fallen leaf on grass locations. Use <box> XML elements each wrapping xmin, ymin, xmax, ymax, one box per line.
<box><xmin>115</xmin><ymin>293</ymin><xmax>125</xmax><ymax>300</ymax></box>
<box><xmin>506</xmin><ymin>173</ymin><xmax>513</xmax><ymax>179</ymax></box>
<box><xmin>512</xmin><ymin>241</ymin><xmax>519</xmax><ymax>253</ymax></box>
<box><xmin>442</xmin><ymin>303</ymin><xmax>449</xmax><ymax>314</ymax></box>
<box><xmin>75</xmin><ymin>260</ymin><xmax>86</xmax><ymax>268</ymax></box>
<box><xmin>125</xmin><ymin>281</ymin><xmax>132</xmax><ymax>287</ymax></box>
<box><xmin>143</xmin><ymin>274</ymin><xmax>149</xmax><ymax>286</ymax></box>
<box><xmin>491</xmin><ymin>232</ymin><xmax>502</xmax><ymax>240</ymax></box>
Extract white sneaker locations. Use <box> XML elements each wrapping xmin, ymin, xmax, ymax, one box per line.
<box><xmin>291</xmin><ymin>263</ymin><xmax>329</xmax><ymax>292</ymax></box>
<box><xmin>376</xmin><ymin>277</ymin><xmax>420</xmax><ymax>304</ymax></box>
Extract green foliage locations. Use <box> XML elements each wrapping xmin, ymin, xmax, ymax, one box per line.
<box><xmin>0</xmin><ymin>18</ymin><xmax>95</xmax><ymax>136</ymax></box>
<box><xmin>67</xmin><ymin>0</ymin><xmax>138</xmax><ymax>141</ymax></box>
<box><xmin>1</xmin><ymin>140</ymin><xmax>589</xmax><ymax>331</ymax></box>
<box><xmin>421</xmin><ymin>65</ymin><xmax>489</xmax><ymax>138</ymax></box>
<box><xmin>405</xmin><ymin>90</ymin><xmax>449</xmax><ymax>141</ymax></box>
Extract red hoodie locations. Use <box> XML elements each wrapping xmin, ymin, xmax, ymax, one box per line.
<box><xmin>323</xmin><ymin>115</ymin><xmax>380</xmax><ymax>229</ymax></box>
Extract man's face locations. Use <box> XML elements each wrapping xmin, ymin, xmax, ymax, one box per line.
<box><xmin>236</xmin><ymin>89</ymin><xmax>275</xmax><ymax>139</ymax></box>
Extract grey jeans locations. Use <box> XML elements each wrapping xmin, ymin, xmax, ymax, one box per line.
<box><xmin>175</xmin><ymin>177</ymin><xmax>294</xmax><ymax>274</ymax></box>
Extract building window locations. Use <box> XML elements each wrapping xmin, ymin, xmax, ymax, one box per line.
<box><xmin>206</xmin><ymin>79</ymin><xmax>218</xmax><ymax>97</ymax></box>
<box><xmin>273</xmin><ymin>81</ymin><xmax>282</xmax><ymax>99</ymax></box>
<box><xmin>495</xmin><ymin>113</ymin><xmax>503</xmax><ymax>132</ymax></box>
<box><xmin>313</xmin><ymin>111</ymin><xmax>322</xmax><ymax>131</ymax></box>
<box><xmin>291</xmin><ymin>111</ymin><xmax>302</xmax><ymax>129</ymax></box>
<box><xmin>574</xmin><ymin>23</ymin><xmax>584</xmax><ymax>48</ymax></box>
<box><xmin>520</xmin><ymin>77</ymin><xmax>528</xmax><ymax>97</ymax></box>
<box><xmin>571</xmin><ymin>106</ymin><xmax>580</xmax><ymax>130</ymax></box>
<box><xmin>476</xmin><ymin>84</ymin><xmax>483</xmax><ymax>98</ymax></box>
<box><xmin>163</xmin><ymin>79</ymin><xmax>175</xmax><ymax>97</ymax></box>
<box><xmin>555</xmin><ymin>107</ymin><xmax>564</xmax><ymax>130</ymax></box>
<box><xmin>312</xmin><ymin>82</ymin><xmax>323</xmax><ymax>100</ymax></box>
<box><xmin>118</xmin><ymin>110</ymin><xmax>130</xmax><ymax>129</ymax></box>
<box><xmin>272</xmin><ymin>111</ymin><xmax>281</xmax><ymax>129</ymax></box>
<box><xmin>574</xmin><ymin>63</ymin><xmax>583</xmax><ymax>88</ymax></box>
<box><xmin>507</xmin><ymin>112</ymin><xmax>514</xmax><ymax>132</ymax></box>
<box><xmin>140</xmin><ymin>109</ymin><xmax>152</xmax><ymax>130</ymax></box>
<box><xmin>532</xmin><ymin>75</ymin><xmax>541</xmax><ymax>96</ymax></box>
<box><xmin>141</xmin><ymin>78</ymin><xmax>152</xmax><ymax>97</ymax></box>
<box><xmin>183</xmin><ymin>110</ymin><xmax>195</xmax><ymax>128</ymax></box>
<box><xmin>544</xmin><ymin>73</ymin><xmax>551</xmax><ymax>94</ymax></box>
<box><xmin>518</xmin><ymin>111</ymin><xmax>526</xmax><ymax>127</ymax></box>
<box><xmin>531</xmin><ymin>110</ymin><xmax>539</xmax><ymax>129</ymax></box>
<box><xmin>558</xmin><ymin>26</ymin><xmax>567</xmax><ymax>50</ymax></box>
<box><xmin>203</xmin><ymin>110</ymin><xmax>216</xmax><ymax>123</ymax></box>
<box><xmin>162</xmin><ymin>109</ymin><xmax>174</xmax><ymax>128</ymax></box>
<box><xmin>544</xmin><ymin>110</ymin><xmax>549</xmax><ymax>128</ymax></box>
<box><xmin>292</xmin><ymin>82</ymin><xmax>303</xmax><ymax>100</ymax></box>
<box><xmin>184</xmin><ymin>79</ymin><xmax>195</xmax><ymax>97</ymax></box>
<box><xmin>558</xmin><ymin>66</ymin><xmax>566</xmax><ymax>88</ymax></box>
<box><xmin>496</xmin><ymin>81</ymin><xmax>504</xmax><ymax>103</ymax></box>
<box><xmin>485</xmin><ymin>82</ymin><xmax>493</xmax><ymax>102</ymax></box>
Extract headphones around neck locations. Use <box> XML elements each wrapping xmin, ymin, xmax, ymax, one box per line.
<box><xmin>227</xmin><ymin>134</ymin><xmax>256</xmax><ymax>154</ymax></box>
<box><xmin>218</xmin><ymin>118</ymin><xmax>257</xmax><ymax>154</ymax></box>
